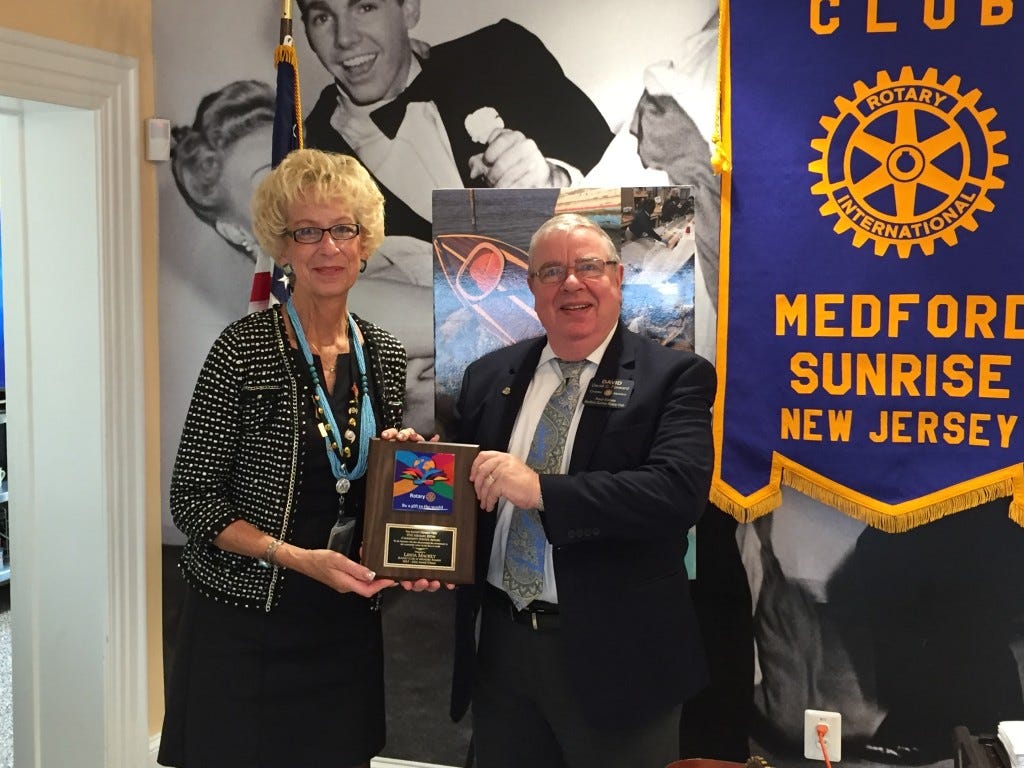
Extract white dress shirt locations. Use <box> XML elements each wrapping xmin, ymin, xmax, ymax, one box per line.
<box><xmin>329</xmin><ymin>59</ymin><xmax>464</xmax><ymax>223</ymax></box>
<box><xmin>486</xmin><ymin>325</ymin><xmax>617</xmax><ymax>604</ymax></box>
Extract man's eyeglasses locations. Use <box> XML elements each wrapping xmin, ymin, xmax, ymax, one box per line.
<box><xmin>531</xmin><ymin>257</ymin><xmax>619</xmax><ymax>285</ymax></box>
<box><xmin>286</xmin><ymin>223</ymin><xmax>361</xmax><ymax>244</ymax></box>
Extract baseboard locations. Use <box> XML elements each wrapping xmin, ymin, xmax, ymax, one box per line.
<box><xmin>149</xmin><ymin>733</ymin><xmax>456</xmax><ymax>768</ymax></box>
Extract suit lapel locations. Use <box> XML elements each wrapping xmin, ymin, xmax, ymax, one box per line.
<box><xmin>473</xmin><ymin>338</ymin><xmax>544</xmax><ymax>570</ymax></box>
<box><xmin>414</xmin><ymin>49</ymin><xmax>484</xmax><ymax>187</ymax></box>
<box><xmin>568</xmin><ymin>323</ymin><xmax>634</xmax><ymax>472</ymax></box>
<box><xmin>489</xmin><ymin>338</ymin><xmax>546</xmax><ymax>450</ymax></box>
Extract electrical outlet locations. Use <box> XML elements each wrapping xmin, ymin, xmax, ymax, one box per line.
<box><xmin>804</xmin><ymin>709</ymin><xmax>842</xmax><ymax>762</ymax></box>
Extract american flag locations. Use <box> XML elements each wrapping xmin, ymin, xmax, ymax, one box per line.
<box><xmin>249</xmin><ymin>6</ymin><xmax>303</xmax><ymax>313</ymax></box>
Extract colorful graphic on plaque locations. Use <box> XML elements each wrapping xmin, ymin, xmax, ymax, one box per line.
<box><xmin>392</xmin><ymin>450</ymin><xmax>455</xmax><ymax>513</ymax></box>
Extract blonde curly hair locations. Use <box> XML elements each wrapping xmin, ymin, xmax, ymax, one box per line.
<box><xmin>251</xmin><ymin>148</ymin><xmax>385</xmax><ymax>264</ymax></box>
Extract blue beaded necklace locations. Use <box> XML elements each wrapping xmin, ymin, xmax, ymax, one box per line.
<box><xmin>286</xmin><ymin>297</ymin><xmax>377</xmax><ymax>505</ymax></box>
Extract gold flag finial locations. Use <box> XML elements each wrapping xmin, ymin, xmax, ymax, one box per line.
<box><xmin>279</xmin><ymin>0</ymin><xmax>294</xmax><ymax>44</ymax></box>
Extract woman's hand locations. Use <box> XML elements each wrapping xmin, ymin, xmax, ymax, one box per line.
<box><xmin>277</xmin><ymin>544</ymin><xmax>396</xmax><ymax>598</ymax></box>
<box><xmin>380</xmin><ymin>426</ymin><xmax>439</xmax><ymax>442</ymax></box>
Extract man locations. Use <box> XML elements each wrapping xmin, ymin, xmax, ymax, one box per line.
<box><xmin>660</xmin><ymin>188</ymin><xmax>686</xmax><ymax>223</ymax></box>
<box><xmin>626</xmin><ymin>196</ymin><xmax>666</xmax><ymax>244</ymax></box>
<box><xmin>297</xmin><ymin>0</ymin><xmax>613</xmax><ymax>241</ymax></box>
<box><xmin>450</xmin><ymin>213</ymin><xmax>716</xmax><ymax>767</ymax></box>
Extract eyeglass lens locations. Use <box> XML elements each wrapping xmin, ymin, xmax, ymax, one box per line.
<box><xmin>291</xmin><ymin>223</ymin><xmax>360</xmax><ymax>243</ymax></box>
<box><xmin>536</xmin><ymin>258</ymin><xmax>614</xmax><ymax>283</ymax></box>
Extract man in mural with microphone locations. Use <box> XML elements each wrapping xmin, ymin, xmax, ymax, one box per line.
<box><xmin>296</xmin><ymin>0</ymin><xmax>614</xmax><ymax>242</ymax></box>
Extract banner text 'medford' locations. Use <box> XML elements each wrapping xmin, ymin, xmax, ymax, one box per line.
<box><xmin>776</xmin><ymin>293</ymin><xmax>1024</xmax><ymax>339</ymax></box>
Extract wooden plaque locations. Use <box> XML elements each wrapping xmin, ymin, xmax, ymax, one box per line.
<box><xmin>362</xmin><ymin>438</ymin><xmax>479</xmax><ymax>584</ymax></box>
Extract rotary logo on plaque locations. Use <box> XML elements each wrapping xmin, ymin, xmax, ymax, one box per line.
<box><xmin>392</xmin><ymin>450</ymin><xmax>456</xmax><ymax>513</ymax></box>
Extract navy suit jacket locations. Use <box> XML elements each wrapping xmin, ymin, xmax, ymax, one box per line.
<box><xmin>304</xmin><ymin>19</ymin><xmax>613</xmax><ymax>242</ymax></box>
<box><xmin>450</xmin><ymin>322</ymin><xmax>717</xmax><ymax>728</ymax></box>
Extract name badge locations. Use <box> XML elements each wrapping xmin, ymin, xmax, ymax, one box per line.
<box><xmin>583</xmin><ymin>378</ymin><xmax>634</xmax><ymax>408</ymax></box>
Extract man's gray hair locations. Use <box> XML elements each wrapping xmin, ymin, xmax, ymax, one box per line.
<box><xmin>528</xmin><ymin>213</ymin><xmax>619</xmax><ymax>266</ymax></box>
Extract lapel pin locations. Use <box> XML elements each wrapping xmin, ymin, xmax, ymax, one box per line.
<box><xmin>501</xmin><ymin>386</ymin><xmax>511</xmax><ymax>395</ymax></box>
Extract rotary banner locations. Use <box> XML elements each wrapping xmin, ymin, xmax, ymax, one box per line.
<box><xmin>711</xmin><ymin>1</ymin><xmax>1024</xmax><ymax>530</ymax></box>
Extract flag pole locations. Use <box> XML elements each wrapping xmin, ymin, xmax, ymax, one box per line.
<box><xmin>251</xmin><ymin>0</ymin><xmax>303</xmax><ymax>311</ymax></box>
<box><xmin>280</xmin><ymin>0</ymin><xmax>292</xmax><ymax>45</ymax></box>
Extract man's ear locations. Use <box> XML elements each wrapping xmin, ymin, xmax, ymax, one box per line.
<box><xmin>526</xmin><ymin>273</ymin><xmax>538</xmax><ymax>295</ymax></box>
<box><xmin>402</xmin><ymin>0</ymin><xmax>421</xmax><ymax>30</ymax></box>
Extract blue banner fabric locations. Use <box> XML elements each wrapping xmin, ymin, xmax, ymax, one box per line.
<box><xmin>712</xmin><ymin>2</ymin><xmax>1023</xmax><ymax>530</ymax></box>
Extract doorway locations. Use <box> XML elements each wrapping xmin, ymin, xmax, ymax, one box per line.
<box><xmin>0</xmin><ymin>28</ymin><xmax>149</xmax><ymax>768</ymax></box>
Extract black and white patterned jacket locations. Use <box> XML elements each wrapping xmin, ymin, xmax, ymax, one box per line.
<box><xmin>170</xmin><ymin>307</ymin><xmax>406</xmax><ymax>611</ymax></box>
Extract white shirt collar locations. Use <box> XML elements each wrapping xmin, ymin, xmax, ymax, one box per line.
<box><xmin>537</xmin><ymin>323</ymin><xmax>618</xmax><ymax>371</ymax></box>
<box><xmin>332</xmin><ymin>56</ymin><xmax>423</xmax><ymax>119</ymax></box>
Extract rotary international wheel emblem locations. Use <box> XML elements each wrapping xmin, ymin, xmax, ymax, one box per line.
<box><xmin>809</xmin><ymin>66</ymin><xmax>1008</xmax><ymax>258</ymax></box>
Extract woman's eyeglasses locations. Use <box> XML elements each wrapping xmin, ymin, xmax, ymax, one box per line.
<box><xmin>286</xmin><ymin>223</ymin><xmax>361</xmax><ymax>244</ymax></box>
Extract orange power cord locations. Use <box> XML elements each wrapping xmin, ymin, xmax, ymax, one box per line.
<box><xmin>816</xmin><ymin>724</ymin><xmax>833</xmax><ymax>768</ymax></box>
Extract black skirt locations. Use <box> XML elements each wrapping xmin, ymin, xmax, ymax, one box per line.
<box><xmin>159</xmin><ymin>352</ymin><xmax>385</xmax><ymax>768</ymax></box>
<box><xmin>158</xmin><ymin>582</ymin><xmax>384</xmax><ymax>768</ymax></box>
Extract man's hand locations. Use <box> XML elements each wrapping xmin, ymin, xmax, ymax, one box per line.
<box><xmin>468</xmin><ymin>128</ymin><xmax>568</xmax><ymax>188</ymax></box>
<box><xmin>380</xmin><ymin>427</ymin><xmax>439</xmax><ymax>443</ymax></box>
<box><xmin>470</xmin><ymin>450</ymin><xmax>541</xmax><ymax>512</ymax></box>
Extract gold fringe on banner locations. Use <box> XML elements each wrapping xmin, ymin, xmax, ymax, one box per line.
<box><xmin>1011</xmin><ymin>497</ymin><xmax>1024</xmax><ymax>528</ymax></box>
<box><xmin>274</xmin><ymin>43</ymin><xmax>304</xmax><ymax>150</ymax></box>
<box><xmin>709</xmin><ymin>0</ymin><xmax>736</xmax><ymax>520</ymax></box>
<box><xmin>782</xmin><ymin>471</ymin><xmax>1017</xmax><ymax>533</ymax></box>
<box><xmin>710</xmin><ymin>487</ymin><xmax>781</xmax><ymax>524</ymax></box>
<box><xmin>711</xmin><ymin>459</ymin><xmax>1024</xmax><ymax>532</ymax></box>
<box><xmin>710</xmin><ymin>0</ymin><xmax>731</xmax><ymax>175</ymax></box>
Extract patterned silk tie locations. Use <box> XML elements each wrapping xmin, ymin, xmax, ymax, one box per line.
<box><xmin>502</xmin><ymin>359</ymin><xmax>588</xmax><ymax>609</ymax></box>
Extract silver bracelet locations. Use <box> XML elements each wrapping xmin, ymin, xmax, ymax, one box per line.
<box><xmin>258</xmin><ymin>538</ymin><xmax>284</xmax><ymax>569</ymax></box>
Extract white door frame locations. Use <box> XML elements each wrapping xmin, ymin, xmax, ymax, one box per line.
<box><xmin>0</xmin><ymin>27</ymin><xmax>147</xmax><ymax>768</ymax></box>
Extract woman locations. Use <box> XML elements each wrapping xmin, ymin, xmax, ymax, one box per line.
<box><xmin>158</xmin><ymin>149</ymin><xmax>432</xmax><ymax>768</ymax></box>
<box><xmin>171</xmin><ymin>79</ymin><xmax>275</xmax><ymax>262</ymax></box>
